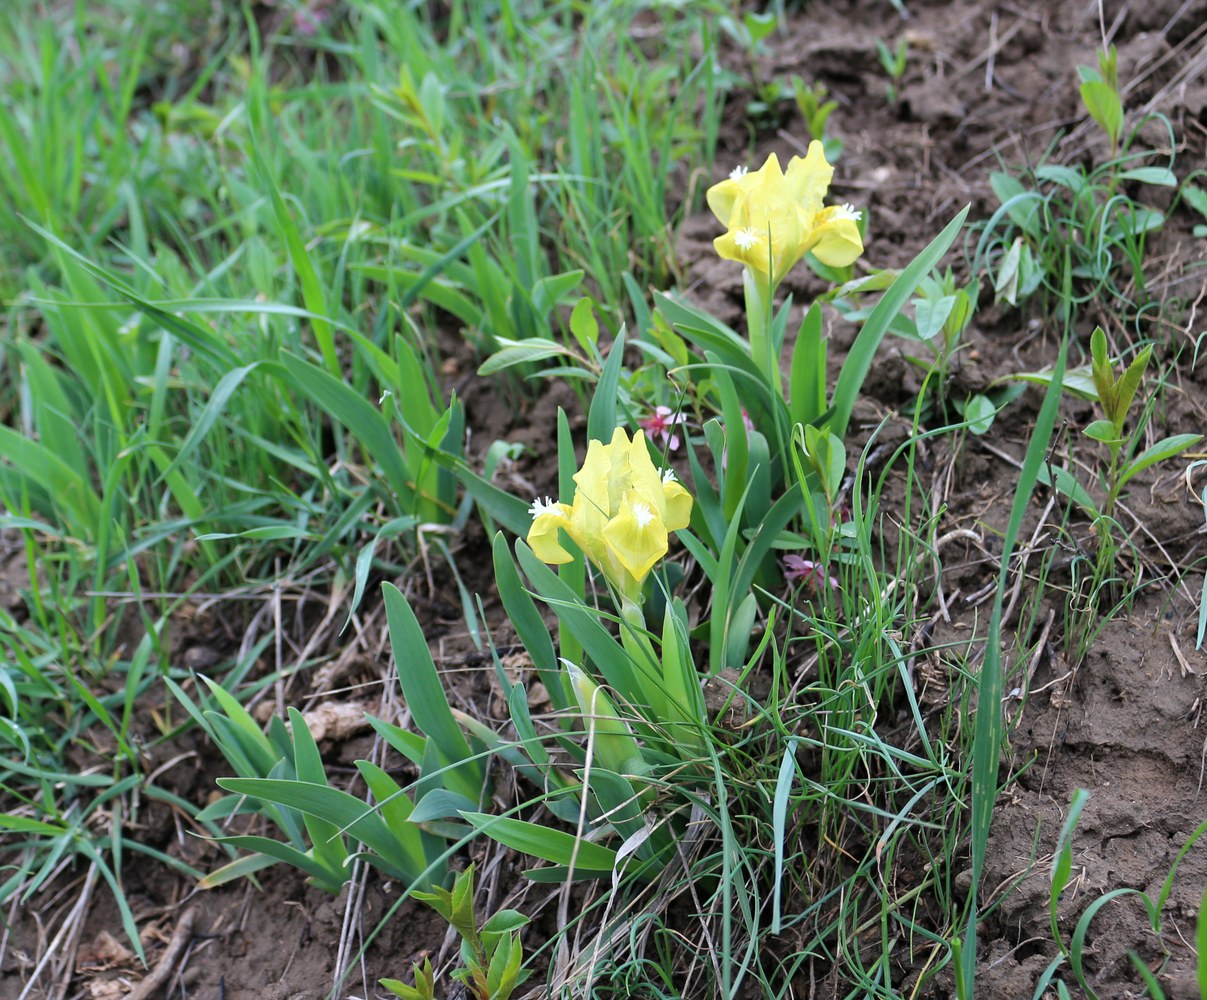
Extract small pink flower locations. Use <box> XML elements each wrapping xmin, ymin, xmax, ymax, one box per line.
<box><xmin>640</xmin><ymin>406</ymin><xmax>687</xmax><ymax>451</ymax></box>
<box><xmin>293</xmin><ymin>4</ymin><xmax>330</xmax><ymax>35</ymax></box>
<box><xmin>783</xmin><ymin>555</ymin><xmax>839</xmax><ymax>596</ymax></box>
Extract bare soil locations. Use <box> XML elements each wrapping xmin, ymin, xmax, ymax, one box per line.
<box><xmin>6</xmin><ymin>0</ymin><xmax>1207</xmax><ymax>998</ymax></box>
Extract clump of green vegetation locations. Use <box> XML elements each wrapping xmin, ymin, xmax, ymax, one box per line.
<box><xmin>974</xmin><ymin>45</ymin><xmax>1179</xmax><ymax>333</ymax></box>
<box><xmin>0</xmin><ymin>5</ymin><xmax>1201</xmax><ymax>1000</ymax></box>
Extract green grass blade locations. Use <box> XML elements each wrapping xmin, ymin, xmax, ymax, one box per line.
<box><xmin>960</xmin><ymin>333</ymin><xmax>1068</xmax><ymax>997</ymax></box>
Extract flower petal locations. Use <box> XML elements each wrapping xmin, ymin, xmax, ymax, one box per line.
<box><xmin>571</xmin><ymin>434</ymin><xmax>616</xmax><ymax>550</ymax></box>
<box><xmin>603</xmin><ymin>497</ymin><xmax>668</xmax><ymax>583</ymax></box>
<box><xmin>706</xmin><ymin>177</ymin><xmax>742</xmax><ymax>226</ymax></box>
<box><xmin>784</xmin><ymin>141</ymin><xmax>834</xmax><ymax>212</ymax></box>
<box><xmin>527</xmin><ymin>506</ymin><xmax>574</xmax><ymax>564</ymax></box>
<box><xmin>661</xmin><ymin>479</ymin><xmax>693</xmax><ymax>531</ymax></box>
<box><xmin>809</xmin><ymin>207</ymin><xmax>864</xmax><ymax>268</ymax></box>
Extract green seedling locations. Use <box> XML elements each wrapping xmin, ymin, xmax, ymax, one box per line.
<box><xmin>1028</xmin><ymin>328</ymin><xmax>1200</xmax><ymax>633</ymax></box>
<box><xmin>975</xmin><ymin>49</ymin><xmax>1177</xmax><ymax>327</ymax></box>
<box><xmin>1081</xmin><ymin>327</ymin><xmax>1200</xmax><ymax>524</ymax></box>
<box><xmin>792</xmin><ymin>76</ymin><xmax>842</xmax><ymax>161</ymax></box>
<box><xmin>382</xmin><ymin>865</ymin><xmax>530</xmax><ymax>1000</ymax></box>
<box><xmin>875</xmin><ymin>36</ymin><xmax>909</xmax><ymax>104</ymax></box>
<box><xmin>1078</xmin><ymin>45</ymin><xmax>1123</xmax><ymax>156</ymax></box>
<box><xmin>1037</xmin><ymin>791</ymin><xmax>1207</xmax><ymax>998</ymax></box>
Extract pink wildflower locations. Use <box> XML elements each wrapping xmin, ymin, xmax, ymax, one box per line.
<box><xmin>640</xmin><ymin>405</ymin><xmax>687</xmax><ymax>451</ymax></box>
<box><xmin>783</xmin><ymin>555</ymin><xmax>839</xmax><ymax>596</ymax></box>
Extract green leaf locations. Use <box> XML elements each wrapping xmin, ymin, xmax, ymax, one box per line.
<box><xmin>989</xmin><ymin>172</ymin><xmax>1041</xmax><ymax>237</ymax></box>
<box><xmin>960</xmin><ymin>333</ymin><xmax>1069</xmax><ymax>998</ymax></box>
<box><xmin>744</xmin><ymin>10</ymin><xmax>777</xmax><ymax>43</ymax></box>
<box><xmin>1117</xmin><ymin>434</ymin><xmax>1203</xmax><ymax>491</ymax></box>
<box><xmin>1197</xmin><ymin>881</ymin><xmax>1207</xmax><ymax>999</ymax></box>
<box><xmin>993</xmin><ymin>237</ymin><xmax>1024</xmax><ymax>306</ymax></box>
<box><xmin>1079</xmin><ymin>80</ymin><xmax>1123</xmax><ymax>144</ymax></box>
<box><xmin>531</xmin><ymin>270</ymin><xmax>585</xmax><ymax>320</ymax></box>
<box><xmin>569</xmin><ymin>297</ymin><xmax>600</xmax><ymax>353</ymax></box>
<box><xmin>960</xmin><ymin>394</ymin><xmax>996</xmax><ymax>435</ymax></box>
<box><xmin>217</xmin><ymin>778</ymin><xmax>419</xmax><ymax>882</ymax></box>
<box><xmin>913</xmin><ymin>295</ymin><xmax>956</xmax><ymax>341</ymax></box>
<box><xmin>829</xmin><ymin>205</ymin><xmax>969</xmax><ymax>441</ymax></box>
<box><xmin>460</xmin><ymin>812</ymin><xmax>619</xmax><ymax>871</ymax></box>
<box><xmin>788</xmin><ymin>302</ymin><xmax>825</xmax><ymax>427</ymax></box>
<box><xmin>1182</xmin><ymin>183</ymin><xmax>1207</xmax><ymax>220</ymax></box>
<box><xmin>1038</xmin><ymin>464</ymin><xmax>1100</xmax><ymax>517</ymax></box>
<box><xmin>1116</xmin><ymin>166</ymin><xmax>1176</xmax><ymax>187</ymax></box>
<box><xmin>587</xmin><ymin>326</ymin><xmax>626</xmax><ymax>444</ymax></box>
<box><xmin>202</xmin><ymin>834</ymin><xmax>343</xmax><ymax>892</ymax></box>
<box><xmin>1114</xmin><ymin>344</ymin><xmax>1152</xmax><ymax>426</ymax></box>
<box><xmin>382</xmin><ymin>583</ymin><xmax>483</xmax><ymax>803</ymax></box>
<box><xmin>1009</xmin><ymin>365</ymin><xmax>1099</xmax><ymax>401</ymax></box>
<box><xmin>771</xmin><ymin>739</ymin><xmax>799</xmax><ymax>933</ymax></box>
<box><xmin>1083</xmin><ymin>419</ymin><xmax>1122</xmax><ymax>446</ymax></box>
<box><xmin>478</xmin><ymin>338</ymin><xmax>570</xmax><ymax>375</ymax></box>
<box><xmin>277</xmin><ymin>353</ymin><xmax>414</xmax><ymax>513</ymax></box>
<box><xmin>492</xmin><ymin>533</ymin><xmax>566</xmax><ymax>710</ymax></box>
<box><xmin>515</xmin><ymin>541</ymin><xmax>640</xmax><ymax>698</ymax></box>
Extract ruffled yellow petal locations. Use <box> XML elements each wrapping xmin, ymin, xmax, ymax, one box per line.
<box><xmin>571</xmin><ymin>435</ymin><xmax>614</xmax><ymax>549</ymax></box>
<box><xmin>707</xmin><ymin>177</ymin><xmax>741</xmax><ymax>226</ymax></box>
<box><xmin>527</xmin><ymin>506</ymin><xmax>574</xmax><ymax>564</ymax></box>
<box><xmin>784</xmin><ymin>141</ymin><xmax>834</xmax><ymax>212</ymax></box>
<box><xmin>625</xmin><ymin>430</ymin><xmax>667</xmax><ymax>516</ymax></box>
<box><xmin>661</xmin><ymin>479</ymin><xmax>693</xmax><ymax>531</ymax></box>
<box><xmin>602</xmin><ymin>496</ymin><xmax>668</xmax><ymax>583</ymax></box>
<box><xmin>713</xmin><ymin>225</ymin><xmax>771</xmax><ymax>281</ymax></box>
<box><xmin>808</xmin><ymin>208</ymin><xmax>864</xmax><ymax>268</ymax></box>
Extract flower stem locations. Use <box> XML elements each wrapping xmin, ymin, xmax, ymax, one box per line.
<box><xmin>744</xmin><ymin>267</ymin><xmax>780</xmax><ymax>399</ymax></box>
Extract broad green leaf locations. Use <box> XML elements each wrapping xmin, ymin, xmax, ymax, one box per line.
<box><xmin>1116</xmin><ymin>167</ymin><xmax>1176</xmax><ymax>187</ymax></box>
<box><xmin>382</xmin><ymin>583</ymin><xmax>482</xmax><ymax>803</ymax></box>
<box><xmin>478</xmin><ymin>338</ymin><xmax>570</xmax><ymax>375</ymax></box>
<box><xmin>788</xmin><ymin>302</ymin><xmax>825</xmax><ymax>428</ymax></box>
<box><xmin>1010</xmin><ymin>365</ymin><xmax>1098</xmax><ymax>401</ymax></box>
<box><xmin>1117</xmin><ymin>434</ymin><xmax>1203</xmax><ymax>491</ymax></box>
<box><xmin>961</xmin><ymin>394</ymin><xmax>996</xmax><ymax>435</ymax></box>
<box><xmin>1083</xmin><ymin>419</ymin><xmax>1122</xmax><ymax>446</ymax></box>
<box><xmin>461</xmin><ymin>812</ymin><xmax>619</xmax><ymax>871</ymax></box>
<box><xmin>1038</xmin><ymin>464</ymin><xmax>1099</xmax><ymax>517</ymax></box>
<box><xmin>914</xmin><ymin>295</ymin><xmax>956</xmax><ymax>341</ymax></box>
<box><xmin>569</xmin><ymin>297</ymin><xmax>600</xmax><ymax>353</ymax></box>
<box><xmin>1079</xmin><ymin>80</ymin><xmax>1123</xmax><ymax>144</ymax></box>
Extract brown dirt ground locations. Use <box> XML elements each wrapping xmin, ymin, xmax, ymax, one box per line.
<box><xmin>5</xmin><ymin>0</ymin><xmax>1207</xmax><ymax>997</ymax></box>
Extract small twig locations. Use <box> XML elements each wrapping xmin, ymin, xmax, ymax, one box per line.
<box><xmin>126</xmin><ymin>907</ymin><xmax>197</xmax><ymax>1000</ymax></box>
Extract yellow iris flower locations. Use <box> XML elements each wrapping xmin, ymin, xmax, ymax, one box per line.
<box><xmin>707</xmin><ymin>142</ymin><xmax>864</xmax><ymax>286</ymax></box>
<box><xmin>526</xmin><ymin>428</ymin><xmax>692</xmax><ymax>602</ymax></box>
